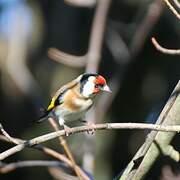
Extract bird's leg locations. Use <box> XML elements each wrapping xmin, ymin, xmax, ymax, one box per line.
<box><xmin>79</xmin><ymin>118</ymin><xmax>95</xmax><ymax>134</ymax></box>
<box><xmin>86</xmin><ymin>121</ymin><xmax>96</xmax><ymax>135</ymax></box>
<box><xmin>58</xmin><ymin>117</ymin><xmax>71</xmax><ymax>136</ymax></box>
<box><xmin>63</xmin><ymin>124</ymin><xmax>72</xmax><ymax>136</ymax></box>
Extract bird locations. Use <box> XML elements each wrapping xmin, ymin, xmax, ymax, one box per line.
<box><xmin>38</xmin><ymin>73</ymin><xmax>111</xmax><ymax>135</ymax></box>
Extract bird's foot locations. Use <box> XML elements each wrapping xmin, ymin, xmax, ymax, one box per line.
<box><xmin>63</xmin><ymin>124</ymin><xmax>72</xmax><ymax>136</ymax></box>
<box><xmin>86</xmin><ymin>122</ymin><xmax>96</xmax><ymax>135</ymax></box>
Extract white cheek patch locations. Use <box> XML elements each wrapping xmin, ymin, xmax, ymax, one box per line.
<box><xmin>82</xmin><ymin>76</ymin><xmax>95</xmax><ymax>97</ymax></box>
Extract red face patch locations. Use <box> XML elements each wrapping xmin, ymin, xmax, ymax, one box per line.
<box><xmin>93</xmin><ymin>75</ymin><xmax>106</xmax><ymax>94</ymax></box>
<box><xmin>95</xmin><ymin>75</ymin><xmax>106</xmax><ymax>86</ymax></box>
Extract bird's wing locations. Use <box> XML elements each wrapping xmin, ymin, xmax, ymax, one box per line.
<box><xmin>47</xmin><ymin>76</ymin><xmax>81</xmax><ymax>111</ymax></box>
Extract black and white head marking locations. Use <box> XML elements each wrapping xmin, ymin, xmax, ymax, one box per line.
<box><xmin>80</xmin><ymin>73</ymin><xmax>98</xmax><ymax>97</ymax></box>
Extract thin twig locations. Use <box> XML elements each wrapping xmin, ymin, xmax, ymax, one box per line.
<box><xmin>48</xmin><ymin>119</ymin><xmax>78</xmax><ymax>168</ymax></box>
<box><xmin>173</xmin><ymin>0</ymin><xmax>180</xmax><ymax>9</ymax></box>
<box><xmin>120</xmin><ymin>80</ymin><xmax>180</xmax><ymax>179</ymax></box>
<box><xmin>131</xmin><ymin>82</ymin><xmax>180</xmax><ymax>179</ymax></box>
<box><xmin>0</xmin><ymin>127</ymin><xmax>70</xmax><ymax>167</ymax></box>
<box><xmin>85</xmin><ymin>0</ymin><xmax>111</xmax><ymax>72</ymax></box>
<box><xmin>0</xmin><ymin>123</ymin><xmax>19</xmax><ymax>144</ymax></box>
<box><xmin>151</xmin><ymin>37</ymin><xmax>180</xmax><ymax>55</ymax></box>
<box><xmin>48</xmin><ymin>118</ymin><xmax>85</xmax><ymax>180</ymax></box>
<box><xmin>1</xmin><ymin>122</ymin><xmax>180</xmax><ymax>161</ymax></box>
<box><xmin>96</xmin><ymin>0</ymin><xmax>163</xmax><ymax>123</ymax></box>
<box><xmin>48</xmin><ymin>48</ymin><xmax>86</xmax><ymax>68</ymax></box>
<box><xmin>163</xmin><ymin>0</ymin><xmax>180</xmax><ymax>20</ymax></box>
<box><xmin>64</xmin><ymin>0</ymin><xmax>96</xmax><ymax>7</ymax></box>
<box><xmin>83</xmin><ymin>0</ymin><xmax>112</xmax><ymax>173</ymax></box>
<box><xmin>0</xmin><ymin>124</ymin><xmax>88</xmax><ymax>179</ymax></box>
<box><xmin>96</xmin><ymin>26</ymin><xmax>130</xmax><ymax>122</ymax></box>
<box><xmin>48</xmin><ymin>0</ymin><xmax>113</xmax><ymax>174</ymax></box>
<box><xmin>49</xmin><ymin>167</ymin><xmax>78</xmax><ymax>180</ymax></box>
<box><xmin>49</xmin><ymin>0</ymin><xmax>111</xmax><ymax>70</ymax></box>
<box><xmin>130</xmin><ymin>0</ymin><xmax>164</xmax><ymax>56</ymax></box>
<box><xmin>0</xmin><ymin>160</ymin><xmax>63</xmax><ymax>174</ymax></box>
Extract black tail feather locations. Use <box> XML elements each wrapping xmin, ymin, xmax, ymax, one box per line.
<box><xmin>37</xmin><ymin>108</ymin><xmax>49</xmax><ymax>123</ymax></box>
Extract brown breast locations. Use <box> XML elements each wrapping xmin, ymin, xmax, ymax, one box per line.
<box><xmin>61</xmin><ymin>85</ymin><xmax>86</xmax><ymax>112</ymax></box>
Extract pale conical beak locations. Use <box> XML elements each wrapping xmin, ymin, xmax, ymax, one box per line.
<box><xmin>102</xmin><ymin>85</ymin><xmax>112</xmax><ymax>93</ymax></box>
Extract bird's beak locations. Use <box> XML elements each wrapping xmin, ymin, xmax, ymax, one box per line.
<box><xmin>102</xmin><ymin>85</ymin><xmax>112</xmax><ymax>93</ymax></box>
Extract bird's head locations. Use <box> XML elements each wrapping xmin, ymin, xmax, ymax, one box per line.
<box><xmin>79</xmin><ymin>73</ymin><xmax>111</xmax><ymax>98</ymax></box>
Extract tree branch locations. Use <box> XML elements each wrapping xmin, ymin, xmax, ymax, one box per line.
<box><xmin>151</xmin><ymin>37</ymin><xmax>180</xmax><ymax>55</ymax></box>
<box><xmin>120</xmin><ymin>80</ymin><xmax>180</xmax><ymax>179</ymax></box>
<box><xmin>48</xmin><ymin>0</ymin><xmax>111</xmax><ymax>71</ymax></box>
<box><xmin>85</xmin><ymin>0</ymin><xmax>111</xmax><ymax>72</ymax></box>
<box><xmin>0</xmin><ymin>123</ymin><xmax>20</xmax><ymax>144</ymax></box>
<box><xmin>0</xmin><ymin>160</ymin><xmax>63</xmax><ymax>174</ymax></box>
<box><xmin>164</xmin><ymin>145</ymin><xmax>180</xmax><ymax>162</ymax></box>
<box><xmin>83</xmin><ymin>0</ymin><xmax>112</xmax><ymax>172</ymax></box>
<box><xmin>0</xmin><ymin>123</ymin><xmax>88</xmax><ymax>179</ymax></box>
<box><xmin>130</xmin><ymin>0</ymin><xmax>164</xmax><ymax>56</ymax></box>
<box><xmin>48</xmin><ymin>118</ymin><xmax>86</xmax><ymax>180</ymax></box>
<box><xmin>1</xmin><ymin>122</ymin><xmax>180</xmax><ymax>161</ymax></box>
<box><xmin>48</xmin><ymin>48</ymin><xmax>86</xmax><ymax>68</ymax></box>
<box><xmin>173</xmin><ymin>0</ymin><xmax>180</xmax><ymax>9</ymax></box>
<box><xmin>64</xmin><ymin>0</ymin><xmax>96</xmax><ymax>7</ymax></box>
<box><xmin>163</xmin><ymin>0</ymin><xmax>180</xmax><ymax>20</ymax></box>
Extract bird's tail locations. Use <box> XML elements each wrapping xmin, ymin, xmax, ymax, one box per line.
<box><xmin>37</xmin><ymin>108</ymin><xmax>50</xmax><ymax>123</ymax></box>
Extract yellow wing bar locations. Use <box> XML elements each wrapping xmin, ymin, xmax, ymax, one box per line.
<box><xmin>47</xmin><ymin>97</ymin><xmax>56</xmax><ymax>111</ymax></box>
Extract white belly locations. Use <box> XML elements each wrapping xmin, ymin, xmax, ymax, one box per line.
<box><xmin>54</xmin><ymin>99</ymin><xmax>93</xmax><ymax>123</ymax></box>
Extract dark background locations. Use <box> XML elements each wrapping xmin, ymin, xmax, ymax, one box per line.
<box><xmin>0</xmin><ymin>0</ymin><xmax>180</xmax><ymax>179</ymax></box>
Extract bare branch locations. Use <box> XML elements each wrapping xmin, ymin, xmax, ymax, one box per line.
<box><xmin>49</xmin><ymin>0</ymin><xmax>112</xmax><ymax>70</ymax></box>
<box><xmin>130</xmin><ymin>0</ymin><xmax>164</xmax><ymax>56</ymax></box>
<box><xmin>83</xmin><ymin>0</ymin><xmax>111</xmax><ymax>173</ymax></box>
<box><xmin>165</xmin><ymin>145</ymin><xmax>180</xmax><ymax>162</ymax></box>
<box><xmin>150</xmin><ymin>0</ymin><xmax>180</xmax><ymax>56</ymax></box>
<box><xmin>0</xmin><ymin>160</ymin><xmax>63</xmax><ymax>174</ymax></box>
<box><xmin>64</xmin><ymin>0</ymin><xmax>96</xmax><ymax>7</ymax></box>
<box><xmin>120</xmin><ymin>80</ymin><xmax>180</xmax><ymax>179</ymax></box>
<box><xmin>151</xmin><ymin>37</ymin><xmax>180</xmax><ymax>55</ymax></box>
<box><xmin>85</xmin><ymin>0</ymin><xmax>111</xmax><ymax>72</ymax></box>
<box><xmin>96</xmin><ymin>0</ymin><xmax>163</xmax><ymax>122</ymax></box>
<box><xmin>1</xmin><ymin>122</ymin><xmax>180</xmax><ymax>161</ymax></box>
<box><xmin>163</xmin><ymin>0</ymin><xmax>180</xmax><ymax>20</ymax></box>
<box><xmin>173</xmin><ymin>0</ymin><xmax>180</xmax><ymax>9</ymax></box>
<box><xmin>49</xmin><ymin>167</ymin><xmax>78</xmax><ymax>180</ymax></box>
<box><xmin>48</xmin><ymin>118</ymin><xmax>86</xmax><ymax>179</ymax></box>
<box><xmin>0</xmin><ymin>124</ymin><xmax>87</xmax><ymax>179</ymax></box>
<box><xmin>0</xmin><ymin>135</ymin><xmax>11</xmax><ymax>142</ymax></box>
<box><xmin>49</xmin><ymin>0</ymin><xmax>111</xmax><ymax>71</ymax></box>
<box><xmin>48</xmin><ymin>48</ymin><xmax>86</xmax><ymax>68</ymax></box>
<box><xmin>106</xmin><ymin>26</ymin><xmax>130</xmax><ymax>63</ymax></box>
<box><xmin>0</xmin><ymin>123</ymin><xmax>21</xmax><ymax>144</ymax></box>
<box><xmin>48</xmin><ymin>118</ymin><xmax>87</xmax><ymax>180</ymax></box>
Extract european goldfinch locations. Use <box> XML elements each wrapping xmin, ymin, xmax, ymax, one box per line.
<box><xmin>39</xmin><ymin>73</ymin><xmax>111</xmax><ymax>134</ymax></box>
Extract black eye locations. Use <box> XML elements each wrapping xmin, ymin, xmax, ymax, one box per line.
<box><xmin>95</xmin><ymin>84</ymin><xmax>99</xmax><ymax>88</ymax></box>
